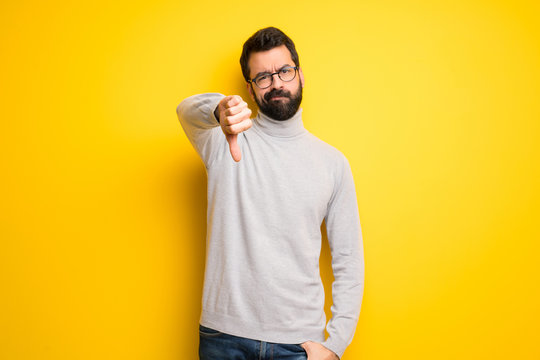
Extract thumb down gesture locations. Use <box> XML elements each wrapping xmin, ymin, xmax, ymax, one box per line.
<box><xmin>216</xmin><ymin>95</ymin><xmax>252</xmax><ymax>162</ymax></box>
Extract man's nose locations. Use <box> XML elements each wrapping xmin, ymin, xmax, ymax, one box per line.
<box><xmin>271</xmin><ymin>73</ymin><xmax>284</xmax><ymax>89</ymax></box>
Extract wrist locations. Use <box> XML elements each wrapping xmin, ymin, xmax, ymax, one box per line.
<box><xmin>214</xmin><ymin>106</ymin><xmax>220</xmax><ymax>123</ymax></box>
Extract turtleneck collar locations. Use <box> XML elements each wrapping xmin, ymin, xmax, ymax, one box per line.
<box><xmin>252</xmin><ymin>108</ymin><xmax>306</xmax><ymax>138</ymax></box>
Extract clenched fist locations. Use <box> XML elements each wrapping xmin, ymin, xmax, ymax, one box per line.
<box><xmin>215</xmin><ymin>95</ymin><xmax>252</xmax><ymax>162</ymax></box>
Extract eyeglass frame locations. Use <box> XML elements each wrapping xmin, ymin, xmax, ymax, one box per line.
<box><xmin>247</xmin><ymin>66</ymin><xmax>299</xmax><ymax>89</ymax></box>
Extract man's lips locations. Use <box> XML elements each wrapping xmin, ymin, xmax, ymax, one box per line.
<box><xmin>270</xmin><ymin>96</ymin><xmax>288</xmax><ymax>101</ymax></box>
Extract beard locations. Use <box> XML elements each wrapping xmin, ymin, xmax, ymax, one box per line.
<box><xmin>254</xmin><ymin>84</ymin><xmax>303</xmax><ymax>121</ymax></box>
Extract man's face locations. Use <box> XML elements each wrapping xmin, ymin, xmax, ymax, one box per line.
<box><xmin>247</xmin><ymin>45</ymin><xmax>305</xmax><ymax>121</ymax></box>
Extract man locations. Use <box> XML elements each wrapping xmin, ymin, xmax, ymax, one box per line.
<box><xmin>176</xmin><ymin>27</ymin><xmax>364</xmax><ymax>360</ymax></box>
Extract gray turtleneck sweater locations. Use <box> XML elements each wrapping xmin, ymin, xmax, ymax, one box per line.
<box><xmin>176</xmin><ymin>93</ymin><xmax>364</xmax><ymax>358</ymax></box>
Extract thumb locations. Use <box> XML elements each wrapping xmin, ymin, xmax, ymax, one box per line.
<box><xmin>226</xmin><ymin>133</ymin><xmax>241</xmax><ymax>162</ymax></box>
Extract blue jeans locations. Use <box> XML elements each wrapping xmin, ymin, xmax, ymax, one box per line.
<box><xmin>199</xmin><ymin>324</ymin><xmax>308</xmax><ymax>360</ymax></box>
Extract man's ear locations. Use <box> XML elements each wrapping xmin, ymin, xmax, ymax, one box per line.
<box><xmin>246</xmin><ymin>82</ymin><xmax>255</xmax><ymax>101</ymax></box>
<box><xmin>299</xmin><ymin>67</ymin><xmax>305</xmax><ymax>88</ymax></box>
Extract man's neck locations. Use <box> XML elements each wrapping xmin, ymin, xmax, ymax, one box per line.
<box><xmin>253</xmin><ymin>108</ymin><xmax>305</xmax><ymax>138</ymax></box>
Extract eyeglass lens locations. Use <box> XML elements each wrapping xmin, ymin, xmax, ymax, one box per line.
<box><xmin>255</xmin><ymin>67</ymin><xmax>296</xmax><ymax>89</ymax></box>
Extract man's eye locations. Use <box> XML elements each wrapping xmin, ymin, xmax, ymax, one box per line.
<box><xmin>280</xmin><ymin>68</ymin><xmax>292</xmax><ymax>74</ymax></box>
<box><xmin>258</xmin><ymin>75</ymin><xmax>270</xmax><ymax>81</ymax></box>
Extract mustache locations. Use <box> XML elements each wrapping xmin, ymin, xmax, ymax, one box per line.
<box><xmin>264</xmin><ymin>89</ymin><xmax>291</xmax><ymax>102</ymax></box>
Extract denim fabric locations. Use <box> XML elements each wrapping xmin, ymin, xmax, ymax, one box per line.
<box><xmin>199</xmin><ymin>325</ymin><xmax>308</xmax><ymax>360</ymax></box>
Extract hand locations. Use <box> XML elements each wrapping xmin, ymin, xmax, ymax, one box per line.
<box><xmin>216</xmin><ymin>95</ymin><xmax>252</xmax><ymax>162</ymax></box>
<box><xmin>301</xmin><ymin>341</ymin><xmax>339</xmax><ymax>360</ymax></box>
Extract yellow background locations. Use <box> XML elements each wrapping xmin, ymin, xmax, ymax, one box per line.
<box><xmin>1</xmin><ymin>0</ymin><xmax>539</xmax><ymax>359</ymax></box>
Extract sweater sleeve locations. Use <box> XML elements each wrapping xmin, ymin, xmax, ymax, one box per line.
<box><xmin>321</xmin><ymin>155</ymin><xmax>365</xmax><ymax>359</ymax></box>
<box><xmin>176</xmin><ymin>93</ymin><xmax>226</xmax><ymax>167</ymax></box>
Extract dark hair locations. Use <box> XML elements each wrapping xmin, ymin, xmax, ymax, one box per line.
<box><xmin>240</xmin><ymin>27</ymin><xmax>300</xmax><ymax>82</ymax></box>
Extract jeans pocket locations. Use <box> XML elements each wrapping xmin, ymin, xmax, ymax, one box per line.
<box><xmin>199</xmin><ymin>324</ymin><xmax>223</xmax><ymax>337</ymax></box>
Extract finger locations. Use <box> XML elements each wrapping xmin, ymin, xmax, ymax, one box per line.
<box><xmin>226</xmin><ymin>95</ymin><xmax>242</xmax><ymax>108</ymax></box>
<box><xmin>226</xmin><ymin>134</ymin><xmax>241</xmax><ymax>162</ymax></box>
<box><xmin>220</xmin><ymin>95</ymin><xmax>235</xmax><ymax>110</ymax></box>
<box><xmin>221</xmin><ymin>108</ymin><xmax>252</xmax><ymax>126</ymax></box>
<box><xmin>226</xmin><ymin>118</ymin><xmax>252</xmax><ymax>134</ymax></box>
<box><xmin>225</xmin><ymin>101</ymin><xmax>248</xmax><ymax>116</ymax></box>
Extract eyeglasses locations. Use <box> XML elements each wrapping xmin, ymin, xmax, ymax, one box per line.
<box><xmin>248</xmin><ymin>66</ymin><xmax>298</xmax><ymax>89</ymax></box>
